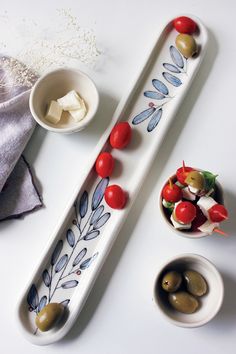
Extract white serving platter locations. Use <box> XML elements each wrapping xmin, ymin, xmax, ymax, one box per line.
<box><xmin>16</xmin><ymin>14</ymin><xmax>208</xmax><ymax>345</ymax></box>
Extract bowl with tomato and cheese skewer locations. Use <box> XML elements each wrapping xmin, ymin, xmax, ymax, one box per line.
<box><xmin>159</xmin><ymin>162</ymin><xmax>228</xmax><ymax>238</ymax></box>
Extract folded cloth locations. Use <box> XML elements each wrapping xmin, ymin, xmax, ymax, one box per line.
<box><xmin>0</xmin><ymin>56</ymin><xmax>42</xmax><ymax>221</ymax></box>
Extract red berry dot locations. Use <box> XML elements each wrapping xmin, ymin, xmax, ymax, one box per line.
<box><xmin>149</xmin><ymin>102</ymin><xmax>154</xmax><ymax>107</ymax></box>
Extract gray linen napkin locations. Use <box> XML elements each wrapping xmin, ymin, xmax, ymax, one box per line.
<box><xmin>0</xmin><ymin>56</ymin><xmax>42</xmax><ymax>221</ymax></box>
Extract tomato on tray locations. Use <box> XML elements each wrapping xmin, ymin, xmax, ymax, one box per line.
<box><xmin>109</xmin><ymin>122</ymin><xmax>132</xmax><ymax>149</ymax></box>
<box><xmin>95</xmin><ymin>152</ymin><xmax>114</xmax><ymax>178</ymax></box>
<box><xmin>173</xmin><ymin>16</ymin><xmax>197</xmax><ymax>34</ymax></box>
<box><xmin>105</xmin><ymin>185</ymin><xmax>127</xmax><ymax>209</ymax></box>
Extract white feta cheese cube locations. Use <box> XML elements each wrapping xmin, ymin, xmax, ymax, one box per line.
<box><xmin>45</xmin><ymin>100</ymin><xmax>62</xmax><ymax>124</ymax></box>
<box><xmin>197</xmin><ymin>196</ymin><xmax>217</xmax><ymax>218</ymax></box>
<box><xmin>57</xmin><ymin>90</ymin><xmax>82</xmax><ymax>111</ymax></box>
<box><xmin>170</xmin><ymin>214</ymin><xmax>191</xmax><ymax>230</ymax></box>
<box><xmin>182</xmin><ymin>187</ymin><xmax>196</xmax><ymax>201</ymax></box>
<box><xmin>188</xmin><ymin>185</ymin><xmax>200</xmax><ymax>195</ymax></box>
<box><xmin>69</xmin><ymin>100</ymin><xmax>87</xmax><ymax>122</ymax></box>
<box><xmin>198</xmin><ymin>220</ymin><xmax>219</xmax><ymax>234</ymax></box>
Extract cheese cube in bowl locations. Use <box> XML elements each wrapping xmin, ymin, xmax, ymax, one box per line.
<box><xmin>29</xmin><ymin>68</ymin><xmax>99</xmax><ymax>133</ymax></box>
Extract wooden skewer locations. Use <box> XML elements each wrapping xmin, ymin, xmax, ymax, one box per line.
<box><xmin>214</xmin><ymin>228</ymin><xmax>228</xmax><ymax>237</ymax></box>
<box><xmin>168</xmin><ymin>178</ymin><xmax>173</xmax><ymax>189</ymax></box>
<box><xmin>182</xmin><ymin>160</ymin><xmax>186</xmax><ymax>173</ymax></box>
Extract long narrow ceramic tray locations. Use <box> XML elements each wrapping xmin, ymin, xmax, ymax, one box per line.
<box><xmin>16</xmin><ymin>15</ymin><xmax>208</xmax><ymax>345</ymax></box>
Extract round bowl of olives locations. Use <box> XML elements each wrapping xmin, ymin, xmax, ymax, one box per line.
<box><xmin>159</xmin><ymin>163</ymin><xmax>228</xmax><ymax>238</ymax></box>
<box><xmin>153</xmin><ymin>253</ymin><xmax>224</xmax><ymax>328</ymax></box>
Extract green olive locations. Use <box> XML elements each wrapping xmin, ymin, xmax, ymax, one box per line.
<box><xmin>35</xmin><ymin>303</ymin><xmax>64</xmax><ymax>332</ymax></box>
<box><xmin>185</xmin><ymin>171</ymin><xmax>204</xmax><ymax>190</ymax></box>
<box><xmin>162</xmin><ymin>271</ymin><xmax>182</xmax><ymax>292</ymax></box>
<box><xmin>168</xmin><ymin>291</ymin><xmax>199</xmax><ymax>314</ymax></box>
<box><xmin>175</xmin><ymin>34</ymin><xmax>197</xmax><ymax>58</ymax></box>
<box><xmin>184</xmin><ymin>270</ymin><xmax>208</xmax><ymax>297</ymax></box>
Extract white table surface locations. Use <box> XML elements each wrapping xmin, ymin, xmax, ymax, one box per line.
<box><xmin>1</xmin><ymin>0</ymin><xmax>236</xmax><ymax>353</ymax></box>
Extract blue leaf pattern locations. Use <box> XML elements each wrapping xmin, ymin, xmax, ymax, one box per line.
<box><xmin>152</xmin><ymin>79</ymin><xmax>169</xmax><ymax>95</ymax></box>
<box><xmin>38</xmin><ymin>296</ymin><xmax>47</xmax><ymax>312</ymax></box>
<box><xmin>162</xmin><ymin>72</ymin><xmax>182</xmax><ymax>87</ymax></box>
<box><xmin>147</xmin><ymin>109</ymin><xmax>162</xmax><ymax>132</ymax></box>
<box><xmin>84</xmin><ymin>230</ymin><xmax>100</xmax><ymax>241</ymax></box>
<box><xmin>144</xmin><ymin>91</ymin><xmax>165</xmax><ymax>100</ymax></box>
<box><xmin>42</xmin><ymin>269</ymin><xmax>51</xmax><ymax>287</ymax></box>
<box><xmin>90</xmin><ymin>205</ymin><xmax>104</xmax><ymax>225</ymax></box>
<box><xmin>93</xmin><ymin>213</ymin><xmax>111</xmax><ymax>230</ymax></box>
<box><xmin>170</xmin><ymin>45</ymin><xmax>184</xmax><ymax>68</ymax></box>
<box><xmin>66</xmin><ymin>229</ymin><xmax>75</xmax><ymax>248</ymax></box>
<box><xmin>132</xmin><ymin>107</ymin><xmax>156</xmax><ymax>125</ymax></box>
<box><xmin>72</xmin><ymin>248</ymin><xmax>87</xmax><ymax>267</ymax></box>
<box><xmin>163</xmin><ymin>63</ymin><xmax>181</xmax><ymax>73</ymax></box>
<box><xmin>61</xmin><ymin>299</ymin><xmax>70</xmax><ymax>307</ymax></box>
<box><xmin>92</xmin><ymin>178</ymin><xmax>109</xmax><ymax>211</ymax></box>
<box><xmin>51</xmin><ymin>240</ymin><xmax>63</xmax><ymax>266</ymax></box>
<box><xmin>55</xmin><ymin>254</ymin><xmax>68</xmax><ymax>273</ymax></box>
<box><xmin>61</xmin><ymin>280</ymin><xmax>78</xmax><ymax>289</ymax></box>
<box><xmin>80</xmin><ymin>253</ymin><xmax>98</xmax><ymax>270</ymax></box>
<box><xmin>79</xmin><ymin>191</ymin><xmax>88</xmax><ymax>218</ymax></box>
<box><xmin>27</xmin><ymin>284</ymin><xmax>39</xmax><ymax>310</ymax></box>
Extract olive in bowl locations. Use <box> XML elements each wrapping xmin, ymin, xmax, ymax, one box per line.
<box><xmin>153</xmin><ymin>254</ymin><xmax>224</xmax><ymax>328</ymax></box>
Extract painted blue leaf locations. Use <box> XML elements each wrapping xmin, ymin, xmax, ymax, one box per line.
<box><xmin>27</xmin><ymin>284</ymin><xmax>39</xmax><ymax>310</ymax></box>
<box><xmin>51</xmin><ymin>240</ymin><xmax>63</xmax><ymax>266</ymax></box>
<box><xmin>72</xmin><ymin>248</ymin><xmax>87</xmax><ymax>267</ymax></box>
<box><xmin>80</xmin><ymin>253</ymin><xmax>98</xmax><ymax>270</ymax></box>
<box><xmin>90</xmin><ymin>205</ymin><xmax>104</xmax><ymax>225</ymax></box>
<box><xmin>163</xmin><ymin>63</ymin><xmax>181</xmax><ymax>73</ymax></box>
<box><xmin>79</xmin><ymin>191</ymin><xmax>88</xmax><ymax>218</ymax></box>
<box><xmin>93</xmin><ymin>212</ymin><xmax>111</xmax><ymax>230</ymax></box>
<box><xmin>162</xmin><ymin>72</ymin><xmax>182</xmax><ymax>87</ymax></box>
<box><xmin>66</xmin><ymin>229</ymin><xmax>75</xmax><ymax>248</ymax></box>
<box><xmin>92</xmin><ymin>178</ymin><xmax>109</xmax><ymax>211</ymax></box>
<box><xmin>42</xmin><ymin>269</ymin><xmax>51</xmax><ymax>287</ymax></box>
<box><xmin>152</xmin><ymin>79</ymin><xmax>169</xmax><ymax>95</ymax></box>
<box><xmin>84</xmin><ymin>230</ymin><xmax>100</xmax><ymax>241</ymax></box>
<box><xmin>132</xmin><ymin>107</ymin><xmax>156</xmax><ymax>125</ymax></box>
<box><xmin>61</xmin><ymin>280</ymin><xmax>78</xmax><ymax>289</ymax></box>
<box><xmin>61</xmin><ymin>299</ymin><xmax>70</xmax><ymax>307</ymax></box>
<box><xmin>144</xmin><ymin>91</ymin><xmax>165</xmax><ymax>100</ymax></box>
<box><xmin>147</xmin><ymin>108</ymin><xmax>163</xmax><ymax>132</ymax></box>
<box><xmin>170</xmin><ymin>46</ymin><xmax>184</xmax><ymax>68</ymax></box>
<box><xmin>38</xmin><ymin>296</ymin><xmax>47</xmax><ymax>312</ymax></box>
<box><xmin>55</xmin><ymin>254</ymin><xmax>68</xmax><ymax>273</ymax></box>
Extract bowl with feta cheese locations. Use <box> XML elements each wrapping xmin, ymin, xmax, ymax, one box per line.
<box><xmin>159</xmin><ymin>163</ymin><xmax>228</xmax><ymax>238</ymax></box>
<box><xmin>29</xmin><ymin>68</ymin><xmax>99</xmax><ymax>133</ymax></box>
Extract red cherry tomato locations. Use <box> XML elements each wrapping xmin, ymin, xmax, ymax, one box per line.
<box><xmin>95</xmin><ymin>152</ymin><xmax>114</xmax><ymax>178</ymax></box>
<box><xmin>176</xmin><ymin>166</ymin><xmax>194</xmax><ymax>186</ymax></box>
<box><xmin>105</xmin><ymin>185</ymin><xmax>127</xmax><ymax>209</ymax></box>
<box><xmin>175</xmin><ymin>201</ymin><xmax>196</xmax><ymax>224</ymax></box>
<box><xmin>191</xmin><ymin>206</ymin><xmax>207</xmax><ymax>231</ymax></box>
<box><xmin>209</xmin><ymin>204</ymin><xmax>228</xmax><ymax>222</ymax></box>
<box><xmin>173</xmin><ymin>16</ymin><xmax>197</xmax><ymax>34</ymax></box>
<box><xmin>162</xmin><ymin>183</ymin><xmax>182</xmax><ymax>203</ymax></box>
<box><xmin>109</xmin><ymin>122</ymin><xmax>132</xmax><ymax>149</ymax></box>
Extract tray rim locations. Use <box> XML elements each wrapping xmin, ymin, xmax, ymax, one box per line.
<box><xmin>15</xmin><ymin>13</ymin><xmax>208</xmax><ymax>345</ymax></box>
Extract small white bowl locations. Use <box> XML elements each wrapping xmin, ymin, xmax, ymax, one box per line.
<box><xmin>29</xmin><ymin>68</ymin><xmax>99</xmax><ymax>133</ymax></box>
<box><xmin>159</xmin><ymin>172</ymin><xmax>224</xmax><ymax>239</ymax></box>
<box><xmin>153</xmin><ymin>254</ymin><xmax>224</xmax><ymax>328</ymax></box>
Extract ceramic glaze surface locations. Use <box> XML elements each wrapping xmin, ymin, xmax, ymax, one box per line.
<box><xmin>17</xmin><ymin>15</ymin><xmax>208</xmax><ymax>345</ymax></box>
